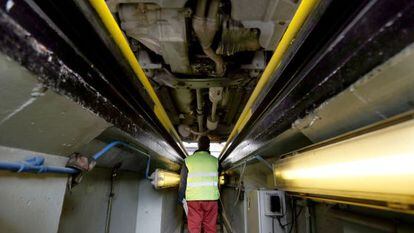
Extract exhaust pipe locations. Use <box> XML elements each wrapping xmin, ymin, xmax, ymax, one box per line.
<box><xmin>193</xmin><ymin>0</ymin><xmax>225</xmax><ymax>76</ymax></box>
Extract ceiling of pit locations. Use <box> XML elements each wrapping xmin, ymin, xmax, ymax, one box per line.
<box><xmin>107</xmin><ymin>0</ymin><xmax>299</xmax><ymax>142</ymax></box>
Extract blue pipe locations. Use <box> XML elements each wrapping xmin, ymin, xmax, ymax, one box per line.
<box><xmin>0</xmin><ymin>157</ymin><xmax>78</xmax><ymax>174</ymax></box>
<box><xmin>92</xmin><ymin>140</ymin><xmax>149</xmax><ymax>160</ymax></box>
<box><xmin>0</xmin><ymin>140</ymin><xmax>151</xmax><ymax>176</ymax></box>
<box><xmin>92</xmin><ymin>140</ymin><xmax>151</xmax><ymax>179</ymax></box>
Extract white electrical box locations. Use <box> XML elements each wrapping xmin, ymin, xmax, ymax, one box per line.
<box><xmin>246</xmin><ymin>190</ymin><xmax>286</xmax><ymax>233</ymax></box>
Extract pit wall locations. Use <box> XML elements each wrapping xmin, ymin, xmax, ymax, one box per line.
<box><xmin>0</xmin><ymin>144</ymin><xmax>182</xmax><ymax>233</ymax></box>
<box><xmin>58</xmin><ymin>168</ymin><xmax>182</xmax><ymax>233</ymax></box>
<box><xmin>221</xmin><ymin>161</ymin><xmax>282</xmax><ymax>233</ymax></box>
<box><xmin>221</xmin><ymin>161</ymin><xmax>414</xmax><ymax>233</ymax></box>
<box><xmin>0</xmin><ymin>146</ymin><xmax>68</xmax><ymax>233</ymax></box>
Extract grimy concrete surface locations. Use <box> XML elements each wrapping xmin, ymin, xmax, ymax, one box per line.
<box><xmin>136</xmin><ymin>180</ymin><xmax>183</xmax><ymax>233</ymax></box>
<box><xmin>58</xmin><ymin>168</ymin><xmax>111</xmax><ymax>233</ymax></box>
<box><xmin>0</xmin><ymin>146</ymin><xmax>68</xmax><ymax>233</ymax></box>
<box><xmin>58</xmin><ymin>168</ymin><xmax>141</xmax><ymax>233</ymax></box>
<box><xmin>110</xmin><ymin>172</ymin><xmax>142</xmax><ymax>233</ymax></box>
<box><xmin>292</xmin><ymin>44</ymin><xmax>414</xmax><ymax>144</ymax></box>
<box><xmin>0</xmin><ymin>52</ymin><xmax>111</xmax><ymax>157</ymax></box>
<box><xmin>59</xmin><ymin>169</ymin><xmax>183</xmax><ymax>233</ymax></box>
<box><xmin>222</xmin><ymin>162</ymin><xmax>282</xmax><ymax>233</ymax></box>
<box><xmin>77</xmin><ymin>139</ymin><xmax>150</xmax><ymax>172</ymax></box>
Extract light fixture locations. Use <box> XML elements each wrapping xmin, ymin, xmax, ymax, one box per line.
<box><xmin>150</xmin><ymin>169</ymin><xmax>181</xmax><ymax>189</ymax></box>
<box><xmin>274</xmin><ymin>119</ymin><xmax>414</xmax><ymax>210</ymax></box>
<box><xmin>219</xmin><ymin>174</ymin><xmax>226</xmax><ymax>185</ymax></box>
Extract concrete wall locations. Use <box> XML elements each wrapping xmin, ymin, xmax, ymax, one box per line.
<box><xmin>221</xmin><ymin>162</ymin><xmax>277</xmax><ymax>233</ymax></box>
<box><xmin>0</xmin><ymin>51</ymin><xmax>110</xmax><ymax>157</ymax></box>
<box><xmin>59</xmin><ymin>170</ymin><xmax>182</xmax><ymax>233</ymax></box>
<box><xmin>58</xmin><ymin>168</ymin><xmax>140</xmax><ymax>233</ymax></box>
<box><xmin>110</xmin><ymin>172</ymin><xmax>142</xmax><ymax>233</ymax></box>
<box><xmin>0</xmin><ymin>146</ymin><xmax>68</xmax><ymax>233</ymax></box>
<box><xmin>135</xmin><ymin>180</ymin><xmax>183</xmax><ymax>233</ymax></box>
<box><xmin>58</xmin><ymin>168</ymin><xmax>111</xmax><ymax>233</ymax></box>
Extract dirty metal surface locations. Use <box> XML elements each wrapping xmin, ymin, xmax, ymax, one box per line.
<box><xmin>0</xmin><ymin>0</ymin><xmax>184</xmax><ymax>162</ymax></box>
<box><xmin>221</xmin><ymin>0</ymin><xmax>414</xmax><ymax>165</ymax></box>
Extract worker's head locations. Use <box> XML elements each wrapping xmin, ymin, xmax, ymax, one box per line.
<box><xmin>198</xmin><ymin>135</ymin><xmax>210</xmax><ymax>151</ymax></box>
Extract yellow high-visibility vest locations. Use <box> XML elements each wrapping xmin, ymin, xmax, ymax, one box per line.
<box><xmin>185</xmin><ymin>151</ymin><xmax>220</xmax><ymax>201</ymax></box>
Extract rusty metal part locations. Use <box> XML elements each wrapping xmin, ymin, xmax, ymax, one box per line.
<box><xmin>152</xmin><ymin>71</ymin><xmax>248</xmax><ymax>89</ymax></box>
<box><xmin>192</xmin><ymin>0</ymin><xmax>225</xmax><ymax>76</ymax></box>
<box><xmin>217</xmin><ymin>20</ymin><xmax>261</xmax><ymax>56</ymax></box>
<box><xmin>220</xmin><ymin>0</ymin><xmax>414</xmax><ymax>165</ymax></box>
<box><xmin>196</xmin><ymin>89</ymin><xmax>204</xmax><ymax>132</ymax></box>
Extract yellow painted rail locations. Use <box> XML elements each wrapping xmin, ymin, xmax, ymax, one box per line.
<box><xmin>88</xmin><ymin>0</ymin><xmax>187</xmax><ymax>156</ymax></box>
<box><xmin>220</xmin><ymin>0</ymin><xmax>319</xmax><ymax>158</ymax></box>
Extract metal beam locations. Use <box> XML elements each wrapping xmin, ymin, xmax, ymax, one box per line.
<box><xmin>86</xmin><ymin>0</ymin><xmax>186</xmax><ymax>156</ymax></box>
<box><xmin>221</xmin><ymin>0</ymin><xmax>414</xmax><ymax>165</ymax></box>
<box><xmin>0</xmin><ymin>0</ymin><xmax>184</xmax><ymax>162</ymax></box>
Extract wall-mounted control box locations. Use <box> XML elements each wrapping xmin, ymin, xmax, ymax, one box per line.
<box><xmin>247</xmin><ymin>190</ymin><xmax>286</xmax><ymax>233</ymax></box>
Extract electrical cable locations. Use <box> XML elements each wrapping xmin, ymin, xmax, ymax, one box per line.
<box><xmin>276</xmin><ymin>216</ymin><xmax>285</xmax><ymax>231</ymax></box>
<box><xmin>288</xmin><ymin>201</ymin><xmax>304</xmax><ymax>233</ymax></box>
<box><xmin>105</xmin><ymin>165</ymin><xmax>119</xmax><ymax>233</ymax></box>
<box><xmin>233</xmin><ymin>162</ymin><xmax>247</xmax><ymax>207</ymax></box>
<box><xmin>274</xmin><ymin>199</ymin><xmax>303</xmax><ymax>233</ymax></box>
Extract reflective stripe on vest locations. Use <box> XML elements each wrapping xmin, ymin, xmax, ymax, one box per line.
<box><xmin>187</xmin><ymin>172</ymin><xmax>217</xmax><ymax>178</ymax></box>
<box><xmin>185</xmin><ymin>151</ymin><xmax>220</xmax><ymax>201</ymax></box>
<box><xmin>187</xmin><ymin>181</ymin><xmax>218</xmax><ymax>188</ymax></box>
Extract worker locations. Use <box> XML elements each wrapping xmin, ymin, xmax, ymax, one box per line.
<box><xmin>178</xmin><ymin>135</ymin><xmax>220</xmax><ymax>233</ymax></box>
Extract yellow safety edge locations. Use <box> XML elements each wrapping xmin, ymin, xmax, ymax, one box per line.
<box><xmin>88</xmin><ymin>0</ymin><xmax>188</xmax><ymax>156</ymax></box>
<box><xmin>220</xmin><ymin>0</ymin><xmax>319</xmax><ymax>158</ymax></box>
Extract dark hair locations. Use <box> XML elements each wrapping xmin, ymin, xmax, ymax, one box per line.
<box><xmin>198</xmin><ymin>136</ymin><xmax>210</xmax><ymax>151</ymax></box>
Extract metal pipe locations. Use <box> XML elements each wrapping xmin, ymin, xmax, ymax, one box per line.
<box><xmin>195</xmin><ymin>0</ymin><xmax>207</xmax><ymax>17</ymax></box>
<box><xmin>220</xmin><ymin>0</ymin><xmax>319</xmax><ymax>158</ymax></box>
<box><xmin>207</xmin><ymin>0</ymin><xmax>220</xmax><ymax>19</ymax></box>
<box><xmin>193</xmin><ymin>0</ymin><xmax>225</xmax><ymax>76</ymax></box>
<box><xmin>207</xmin><ymin>87</ymin><xmax>223</xmax><ymax>130</ymax></box>
<box><xmin>211</xmin><ymin>101</ymin><xmax>218</xmax><ymax>122</ymax></box>
<box><xmin>196</xmin><ymin>89</ymin><xmax>204</xmax><ymax>132</ymax></box>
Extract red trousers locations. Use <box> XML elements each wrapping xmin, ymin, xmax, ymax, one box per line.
<box><xmin>187</xmin><ymin>201</ymin><xmax>218</xmax><ymax>233</ymax></box>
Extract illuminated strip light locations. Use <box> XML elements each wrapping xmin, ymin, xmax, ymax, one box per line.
<box><xmin>151</xmin><ymin>169</ymin><xmax>181</xmax><ymax>189</ymax></box>
<box><xmin>274</xmin><ymin>119</ymin><xmax>414</xmax><ymax>211</ymax></box>
<box><xmin>150</xmin><ymin>169</ymin><xmax>224</xmax><ymax>189</ymax></box>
